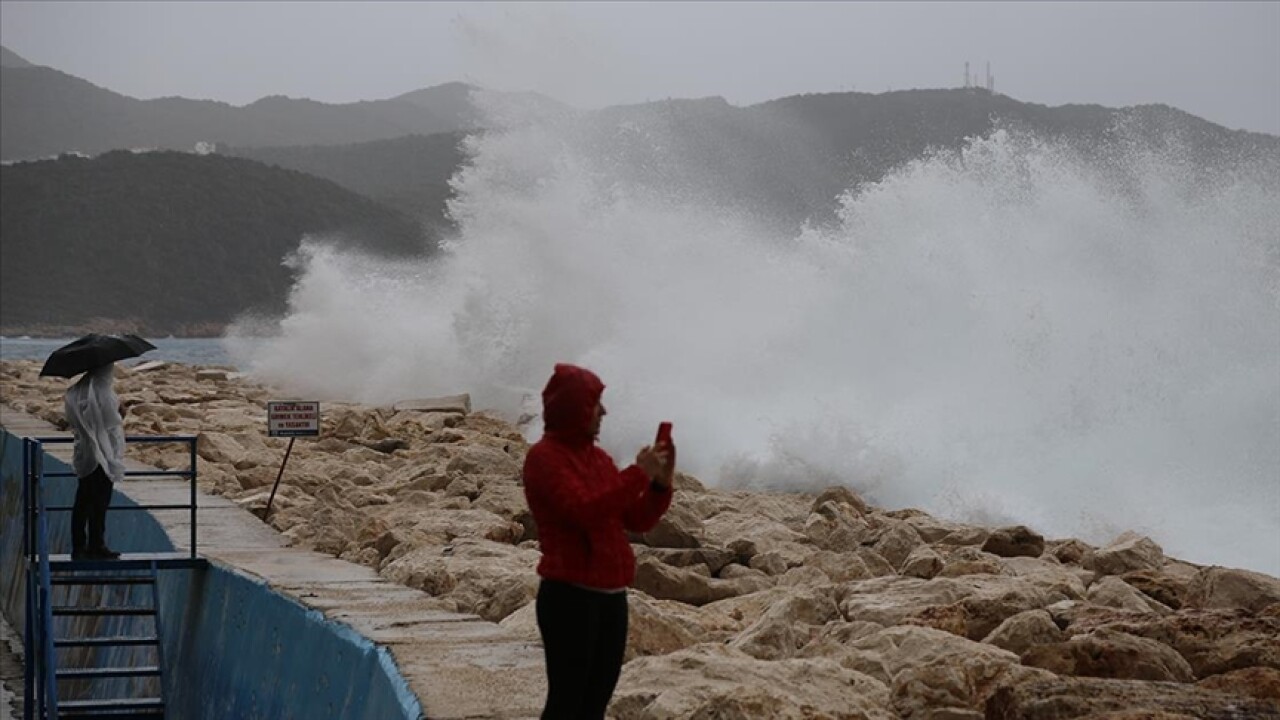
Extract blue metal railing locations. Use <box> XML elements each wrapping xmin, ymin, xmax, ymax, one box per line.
<box><xmin>29</xmin><ymin>436</ymin><xmax>200</xmax><ymax>560</ymax></box>
<box><xmin>23</xmin><ymin>434</ymin><xmax>200</xmax><ymax>720</ymax></box>
<box><xmin>33</xmin><ymin>447</ymin><xmax>58</xmax><ymax>720</ymax></box>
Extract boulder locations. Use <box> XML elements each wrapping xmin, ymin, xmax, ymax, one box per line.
<box><xmin>1065</xmin><ymin>607</ymin><xmax>1280</xmax><ymax>679</ymax></box>
<box><xmin>1185</xmin><ymin>566</ymin><xmax>1280</xmax><ymax>614</ymax></box>
<box><xmin>623</xmin><ymin>591</ymin><xmax>704</xmax><ymax>660</ymax></box>
<box><xmin>839</xmin><ymin>577</ymin><xmax>975</xmax><ymax>627</ymax></box>
<box><xmin>797</xmin><ymin>620</ymin><xmax>886</xmax><ymax>659</ymax></box>
<box><xmin>985</xmin><ymin>677</ymin><xmax>1280</xmax><ymax>720</ymax></box>
<box><xmin>380</xmin><ymin>539</ymin><xmax>539</xmax><ymax>621</ymax></box>
<box><xmin>778</xmin><ymin>565</ymin><xmax>831</xmax><ymax>588</ymax></box>
<box><xmin>632</xmin><ymin>555</ymin><xmax>770</xmax><ymax>606</ymax></box>
<box><xmin>838</xmin><ymin>574</ymin><xmax>1056</xmax><ymax>639</ymax></box>
<box><xmin>982</xmin><ymin>525</ymin><xmax>1046</xmax><ymax>558</ymax></box>
<box><xmin>855</xmin><ymin>547</ymin><xmax>899</xmax><ymax>577</ymax></box>
<box><xmin>1087</xmin><ymin>576</ymin><xmax>1173</xmax><ymax>615</ymax></box>
<box><xmin>903</xmin><ymin>603</ymin><xmax>969</xmax><ymax>637</ymax></box>
<box><xmin>938</xmin><ymin>546</ymin><xmax>1008</xmax><ymax>577</ymax></box>
<box><xmin>749</xmin><ymin>550</ymin><xmax>790</xmax><ymax>576</ymax></box>
<box><xmin>836</xmin><ymin>625</ymin><xmax>1052</xmax><ymax>719</ymax></box>
<box><xmin>1021</xmin><ymin>628</ymin><xmax>1195</xmax><ymax>682</ymax></box>
<box><xmin>728</xmin><ymin>589</ymin><xmax>840</xmax><ymax>660</ymax></box>
<box><xmin>405</xmin><ymin>505</ymin><xmax>524</xmax><ymax>546</ymax></box>
<box><xmin>938</xmin><ymin>526</ymin><xmax>990</xmax><ymax>547</ymax></box>
<box><xmin>901</xmin><ymin>546</ymin><xmax>945</xmax><ymax>580</ymax></box>
<box><xmin>703</xmin><ymin>511</ymin><xmax>807</xmax><ymax>554</ymax></box>
<box><xmin>1048</xmin><ymin>537</ymin><xmax>1095</xmax><ymax>565</ymax></box>
<box><xmin>393</xmin><ymin>394</ymin><xmax>471</xmax><ymax>414</ymax></box>
<box><xmin>982</xmin><ymin>609</ymin><xmax>1063</xmax><ymax>655</ymax></box>
<box><xmin>903</xmin><ymin>514</ymin><xmax>969</xmax><ymax>543</ymax></box>
<box><xmin>1196</xmin><ymin>666</ymin><xmax>1280</xmax><ymax>701</ymax></box>
<box><xmin>718</xmin><ymin>564</ymin><xmax>768</xmax><ymax>581</ymax></box>
<box><xmin>1001</xmin><ymin>556</ymin><xmax>1090</xmax><ymax>601</ymax></box>
<box><xmin>804</xmin><ymin>500</ymin><xmax>875</xmax><ymax>552</ymax></box>
<box><xmin>635</xmin><ymin>503</ymin><xmax>704</xmax><ymax>549</ymax></box>
<box><xmin>497</xmin><ymin>600</ymin><xmax>540</xmax><ymax>641</ymax></box>
<box><xmin>1086</xmin><ymin>532</ymin><xmax>1165</xmax><ymax>576</ymax></box>
<box><xmin>636</xmin><ymin>546</ymin><xmax>735</xmax><ymax>574</ymax></box>
<box><xmin>444</xmin><ymin>444</ymin><xmax>520</xmax><ymax>476</ymax></box>
<box><xmin>197</xmin><ymin>431</ymin><xmax>245</xmax><ymax>465</ymax></box>
<box><xmin>470</xmin><ymin>484</ymin><xmax>528</xmax><ymax>522</ymax></box>
<box><xmin>610</xmin><ymin>646</ymin><xmax>894</xmax><ymax>720</ymax></box>
<box><xmin>805</xmin><ymin>550</ymin><xmax>877</xmax><ymax>583</ymax></box>
<box><xmin>873</xmin><ymin>521</ymin><xmax>924</xmax><ymax>569</ymax></box>
<box><xmin>1122</xmin><ymin>566</ymin><xmax>1196</xmax><ymax>610</ymax></box>
<box><xmin>726</xmin><ymin>538</ymin><xmax>758</xmax><ymax>564</ymax></box>
<box><xmin>810</xmin><ymin>485</ymin><xmax>871</xmax><ymax>516</ymax></box>
<box><xmin>670</xmin><ymin>472</ymin><xmax>707</xmax><ymax>493</ymax></box>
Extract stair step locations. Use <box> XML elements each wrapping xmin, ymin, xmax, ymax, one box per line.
<box><xmin>57</xmin><ymin>665</ymin><xmax>162</xmax><ymax>679</ymax></box>
<box><xmin>52</xmin><ymin>605</ymin><xmax>154</xmax><ymax>616</ymax></box>
<box><xmin>58</xmin><ymin>697</ymin><xmax>165</xmax><ymax>716</ymax></box>
<box><xmin>56</xmin><ymin>635</ymin><xmax>159</xmax><ymax>648</ymax></box>
<box><xmin>51</xmin><ymin>574</ymin><xmax>155</xmax><ymax>585</ymax></box>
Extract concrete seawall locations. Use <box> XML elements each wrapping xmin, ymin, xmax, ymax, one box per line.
<box><xmin>0</xmin><ymin>401</ymin><xmax>553</xmax><ymax>718</ymax></box>
<box><xmin>0</xmin><ymin>427</ymin><xmax>425</xmax><ymax>719</ymax></box>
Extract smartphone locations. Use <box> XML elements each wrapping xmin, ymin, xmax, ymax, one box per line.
<box><xmin>655</xmin><ymin>421</ymin><xmax>673</xmax><ymax>447</ymax></box>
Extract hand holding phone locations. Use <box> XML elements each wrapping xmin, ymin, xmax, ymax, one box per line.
<box><xmin>652</xmin><ymin>421</ymin><xmax>676</xmax><ymax>487</ymax></box>
<box><xmin>655</xmin><ymin>421</ymin><xmax>673</xmax><ymax>448</ymax></box>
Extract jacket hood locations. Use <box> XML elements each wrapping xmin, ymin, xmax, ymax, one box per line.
<box><xmin>541</xmin><ymin>363</ymin><xmax>604</xmax><ymax>441</ymax></box>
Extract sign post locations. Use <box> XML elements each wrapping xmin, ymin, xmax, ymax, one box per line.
<box><xmin>264</xmin><ymin>401</ymin><xmax>320</xmax><ymax>520</ymax></box>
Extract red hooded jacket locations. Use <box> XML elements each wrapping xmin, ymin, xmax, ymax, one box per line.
<box><xmin>523</xmin><ymin>364</ymin><xmax>672</xmax><ymax>589</ymax></box>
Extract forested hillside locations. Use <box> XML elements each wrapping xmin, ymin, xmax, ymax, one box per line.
<box><xmin>0</xmin><ymin>63</ymin><xmax>481</xmax><ymax>161</ymax></box>
<box><xmin>227</xmin><ymin>89</ymin><xmax>1280</xmax><ymax>237</ymax></box>
<box><xmin>226</xmin><ymin>132</ymin><xmax>466</xmax><ymax>225</ymax></box>
<box><xmin>0</xmin><ymin>151</ymin><xmax>428</xmax><ymax>335</ymax></box>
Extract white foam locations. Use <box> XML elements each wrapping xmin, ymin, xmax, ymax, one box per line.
<box><xmin>229</xmin><ymin>105</ymin><xmax>1280</xmax><ymax>575</ymax></box>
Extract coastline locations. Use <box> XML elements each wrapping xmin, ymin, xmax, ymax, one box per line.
<box><xmin>3</xmin><ymin>358</ymin><xmax>1277</xmax><ymax>718</ymax></box>
<box><xmin>0</xmin><ymin>321</ymin><xmax>230</xmax><ymax>340</ymax></box>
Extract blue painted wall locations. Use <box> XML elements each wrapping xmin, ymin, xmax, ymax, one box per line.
<box><xmin>0</xmin><ymin>429</ymin><xmax>424</xmax><ymax>720</ymax></box>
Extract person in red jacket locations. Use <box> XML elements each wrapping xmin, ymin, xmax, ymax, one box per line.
<box><xmin>524</xmin><ymin>363</ymin><xmax>674</xmax><ymax>719</ymax></box>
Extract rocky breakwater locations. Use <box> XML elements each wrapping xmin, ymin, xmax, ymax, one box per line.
<box><xmin>3</xmin><ymin>359</ymin><xmax>1278</xmax><ymax>719</ymax></box>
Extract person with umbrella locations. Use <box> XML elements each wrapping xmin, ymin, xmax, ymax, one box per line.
<box><xmin>41</xmin><ymin>334</ymin><xmax>156</xmax><ymax>560</ymax></box>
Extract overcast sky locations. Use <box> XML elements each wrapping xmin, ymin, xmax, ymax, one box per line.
<box><xmin>2</xmin><ymin>2</ymin><xmax>1277</xmax><ymax>134</ymax></box>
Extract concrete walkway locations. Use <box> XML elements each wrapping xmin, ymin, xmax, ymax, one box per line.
<box><xmin>1</xmin><ymin>407</ymin><xmax>545</xmax><ymax>719</ymax></box>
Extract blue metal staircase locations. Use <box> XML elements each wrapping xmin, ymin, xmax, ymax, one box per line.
<box><xmin>23</xmin><ymin>436</ymin><xmax>207</xmax><ymax>720</ymax></box>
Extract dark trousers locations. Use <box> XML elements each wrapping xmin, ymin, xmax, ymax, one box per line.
<box><xmin>71</xmin><ymin>466</ymin><xmax>113</xmax><ymax>551</ymax></box>
<box><xmin>536</xmin><ymin>579</ymin><xmax>629</xmax><ymax>720</ymax></box>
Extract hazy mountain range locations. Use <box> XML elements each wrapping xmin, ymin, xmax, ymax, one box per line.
<box><xmin>2</xmin><ymin>44</ymin><xmax>1276</xmax><ymax>335</ymax></box>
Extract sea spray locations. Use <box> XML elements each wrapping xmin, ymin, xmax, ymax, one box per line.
<box><xmin>229</xmin><ymin>107</ymin><xmax>1280</xmax><ymax>574</ymax></box>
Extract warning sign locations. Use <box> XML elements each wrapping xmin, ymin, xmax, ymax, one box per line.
<box><xmin>267</xmin><ymin>401</ymin><xmax>321</xmax><ymax>437</ymax></box>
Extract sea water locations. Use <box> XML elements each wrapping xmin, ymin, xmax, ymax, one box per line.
<box><xmin>0</xmin><ymin>336</ymin><xmax>236</xmax><ymax>367</ymax></box>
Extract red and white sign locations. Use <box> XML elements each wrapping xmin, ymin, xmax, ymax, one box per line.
<box><xmin>267</xmin><ymin>401</ymin><xmax>320</xmax><ymax>437</ymax></box>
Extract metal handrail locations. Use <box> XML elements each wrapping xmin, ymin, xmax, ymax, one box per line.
<box><xmin>31</xmin><ymin>435</ymin><xmax>200</xmax><ymax>560</ymax></box>
<box><xmin>32</xmin><ymin>447</ymin><xmax>58</xmax><ymax>719</ymax></box>
<box><xmin>22</xmin><ymin>440</ymin><xmax>35</xmax><ymax>720</ymax></box>
<box><xmin>22</xmin><ymin>433</ymin><xmax>202</xmax><ymax>719</ymax></box>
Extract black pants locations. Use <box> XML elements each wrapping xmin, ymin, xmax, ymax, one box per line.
<box><xmin>71</xmin><ymin>466</ymin><xmax>113</xmax><ymax>551</ymax></box>
<box><xmin>536</xmin><ymin>579</ymin><xmax>628</xmax><ymax>720</ymax></box>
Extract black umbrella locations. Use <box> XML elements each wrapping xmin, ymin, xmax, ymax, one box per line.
<box><xmin>39</xmin><ymin>333</ymin><xmax>157</xmax><ymax>378</ymax></box>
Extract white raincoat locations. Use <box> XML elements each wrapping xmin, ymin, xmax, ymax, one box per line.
<box><xmin>64</xmin><ymin>364</ymin><xmax>126</xmax><ymax>483</ymax></box>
